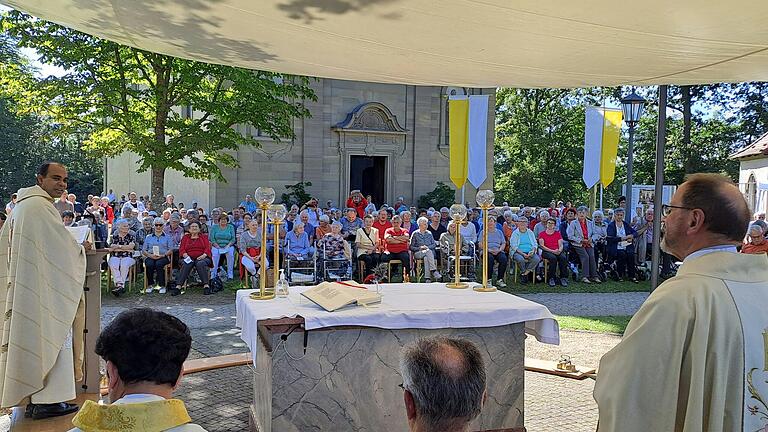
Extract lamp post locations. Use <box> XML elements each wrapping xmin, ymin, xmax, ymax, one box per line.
<box><xmin>251</xmin><ymin>187</ymin><xmax>275</xmax><ymax>300</ymax></box>
<box><xmin>446</xmin><ymin>203</ymin><xmax>469</xmax><ymax>289</ymax></box>
<box><xmin>474</xmin><ymin>190</ymin><xmax>496</xmax><ymax>292</ymax></box>
<box><xmin>267</xmin><ymin>204</ymin><xmax>287</xmax><ymax>288</ymax></box>
<box><xmin>621</xmin><ymin>91</ymin><xmax>646</xmax><ymax>217</ymax></box>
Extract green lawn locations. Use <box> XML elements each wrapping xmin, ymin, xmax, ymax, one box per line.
<box><xmin>498</xmin><ymin>275</ymin><xmax>651</xmax><ymax>294</ymax></box>
<box><xmin>555</xmin><ymin>315</ymin><xmax>632</xmax><ymax>334</ymax></box>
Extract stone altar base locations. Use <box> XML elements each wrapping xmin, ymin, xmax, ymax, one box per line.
<box><xmin>250</xmin><ymin>318</ymin><xmax>525</xmax><ymax>432</ymax></box>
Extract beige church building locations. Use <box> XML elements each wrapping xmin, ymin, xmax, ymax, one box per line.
<box><xmin>104</xmin><ymin>79</ymin><xmax>495</xmax><ymax>210</ymax></box>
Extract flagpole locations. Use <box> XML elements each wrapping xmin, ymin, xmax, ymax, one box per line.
<box><xmin>600</xmin><ymin>184</ymin><xmax>603</xmax><ymax>210</ymax></box>
<box><xmin>461</xmin><ymin>185</ymin><xmax>465</xmax><ymax>206</ymax></box>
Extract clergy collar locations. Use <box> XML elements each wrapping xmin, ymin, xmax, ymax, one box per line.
<box><xmin>683</xmin><ymin>244</ymin><xmax>737</xmax><ymax>263</ymax></box>
<box><xmin>676</xmin><ymin>248</ymin><xmax>768</xmax><ymax>283</ymax></box>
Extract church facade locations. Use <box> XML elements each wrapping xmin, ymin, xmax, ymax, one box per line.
<box><xmin>104</xmin><ymin>79</ymin><xmax>495</xmax><ymax>210</ymax></box>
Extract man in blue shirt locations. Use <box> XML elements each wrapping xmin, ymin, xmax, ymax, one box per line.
<box><xmin>239</xmin><ymin>195</ymin><xmax>258</xmax><ymax>214</ymax></box>
<box><xmin>142</xmin><ymin>217</ymin><xmax>173</xmax><ymax>293</ymax></box>
<box><xmin>340</xmin><ymin>208</ymin><xmax>363</xmax><ymax>241</ymax></box>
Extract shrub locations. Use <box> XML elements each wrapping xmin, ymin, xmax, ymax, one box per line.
<box><xmin>280</xmin><ymin>181</ymin><xmax>312</xmax><ymax>207</ymax></box>
<box><xmin>417</xmin><ymin>182</ymin><xmax>456</xmax><ymax>209</ymax></box>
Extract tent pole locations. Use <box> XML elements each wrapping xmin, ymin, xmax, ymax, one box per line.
<box><xmin>461</xmin><ymin>185</ymin><xmax>466</xmax><ymax>206</ymax></box>
<box><xmin>650</xmin><ymin>85</ymin><xmax>667</xmax><ymax>291</ymax></box>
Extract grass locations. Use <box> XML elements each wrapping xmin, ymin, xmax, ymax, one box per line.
<box><xmin>555</xmin><ymin>315</ymin><xmax>632</xmax><ymax>334</ymax></box>
<box><xmin>498</xmin><ymin>275</ymin><xmax>651</xmax><ymax>294</ymax></box>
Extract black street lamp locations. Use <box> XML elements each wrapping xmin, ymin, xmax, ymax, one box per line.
<box><xmin>621</xmin><ymin>91</ymin><xmax>646</xmax><ymax>217</ymax></box>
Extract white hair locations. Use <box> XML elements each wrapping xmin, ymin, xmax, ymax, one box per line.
<box><xmin>417</xmin><ymin>216</ymin><xmax>429</xmax><ymax>226</ymax></box>
<box><xmin>749</xmin><ymin>224</ymin><xmax>764</xmax><ymax>236</ymax></box>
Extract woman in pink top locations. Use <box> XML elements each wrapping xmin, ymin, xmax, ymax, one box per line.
<box><xmin>538</xmin><ymin>218</ymin><xmax>569</xmax><ymax>287</ymax></box>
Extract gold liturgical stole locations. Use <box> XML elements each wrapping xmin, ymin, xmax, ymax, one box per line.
<box><xmin>72</xmin><ymin>399</ymin><xmax>191</xmax><ymax>432</ymax></box>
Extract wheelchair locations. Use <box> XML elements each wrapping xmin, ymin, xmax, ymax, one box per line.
<box><xmin>284</xmin><ymin>240</ymin><xmax>317</xmax><ymax>285</ymax></box>
<box><xmin>440</xmin><ymin>240</ymin><xmax>477</xmax><ymax>282</ymax></box>
<box><xmin>318</xmin><ymin>241</ymin><xmax>353</xmax><ymax>282</ymax></box>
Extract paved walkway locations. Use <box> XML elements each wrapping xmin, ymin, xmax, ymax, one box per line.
<box><xmin>519</xmin><ymin>292</ymin><xmax>648</xmax><ymax>316</ymax></box>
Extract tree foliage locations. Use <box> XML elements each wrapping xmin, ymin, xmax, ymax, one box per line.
<box><xmin>280</xmin><ymin>181</ymin><xmax>313</xmax><ymax>208</ymax></box>
<box><xmin>494</xmin><ymin>84</ymin><xmax>763</xmax><ymax>208</ymax></box>
<box><xmin>2</xmin><ymin>10</ymin><xmax>316</xmax><ymax>209</ymax></box>
<box><xmin>494</xmin><ymin>87</ymin><xmax>614</xmax><ymax>207</ymax></box>
<box><xmin>417</xmin><ymin>182</ymin><xmax>456</xmax><ymax>209</ymax></box>
<box><xmin>0</xmin><ymin>31</ymin><xmax>102</xmax><ymax>206</ymax></box>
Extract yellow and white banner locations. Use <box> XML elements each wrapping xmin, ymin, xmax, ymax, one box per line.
<box><xmin>583</xmin><ymin>107</ymin><xmax>623</xmax><ymax>188</ymax></box>
<box><xmin>449</xmin><ymin>97</ymin><xmax>469</xmax><ymax>189</ymax></box>
<box><xmin>449</xmin><ymin>95</ymin><xmax>489</xmax><ymax>189</ymax></box>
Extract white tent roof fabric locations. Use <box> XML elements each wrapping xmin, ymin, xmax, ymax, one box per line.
<box><xmin>4</xmin><ymin>0</ymin><xmax>768</xmax><ymax>87</ymax></box>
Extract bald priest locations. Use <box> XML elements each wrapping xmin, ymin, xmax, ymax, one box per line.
<box><xmin>594</xmin><ymin>173</ymin><xmax>768</xmax><ymax>431</ymax></box>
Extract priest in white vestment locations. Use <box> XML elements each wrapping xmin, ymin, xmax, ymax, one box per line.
<box><xmin>595</xmin><ymin>173</ymin><xmax>768</xmax><ymax>432</ymax></box>
<box><xmin>70</xmin><ymin>308</ymin><xmax>206</xmax><ymax>432</ymax></box>
<box><xmin>0</xmin><ymin>162</ymin><xmax>89</xmax><ymax>420</ymax></box>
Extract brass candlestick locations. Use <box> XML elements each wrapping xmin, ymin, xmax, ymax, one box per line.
<box><xmin>474</xmin><ymin>190</ymin><xmax>497</xmax><ymax>292</ymax></box>
<box><xmin>268</xmin><ymin>204</ymin><xmax>287</xmax><ymax>288</ymax></box>
<box><xmin>251</xmin><ymin>187</ymin><xmax>276</xmax><ymax>300</ymax></box>
<box><xmin>446</xmin><ymin>203</ymin><xmax>468</xmax><ymax>289</ymax></box>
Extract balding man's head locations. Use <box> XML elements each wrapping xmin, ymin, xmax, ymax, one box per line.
<box><xmin>400</xmin><ymin>337</ymin><xmax>486</xmax><ymax>432</ymax></box>
<box><xmin>679</xmin><ymin>173</ymin><xmax>750</xmax><ymax>242</ymax></box>
<box><xmin>662</xmin><ymin>173</ymin><xmax>751</xmax><ymax>259</ymax></box>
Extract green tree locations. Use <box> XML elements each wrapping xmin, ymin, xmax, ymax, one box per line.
<box><xmin>2</xmin><ymin>11</ymin><xmax>316</xmax><ymax>210</ymax></box>
<box><xmin>494</xmin><ymin>87</ymin><xmax>614</xmax><ymax>207</ymax></box>
<box><xmin>417</xmin><ymin>182</ymin><xmax>455</xmax><ymax>209</ymax></box>
<box><xmin>280</xmin><ymin>181</ymin><xmax>313</xmax><ymax>208</ymax></box>
<box><xmin>0</xmin><ymin>31</ymin><xmax>102</xmax><ymax>206</ymax></box>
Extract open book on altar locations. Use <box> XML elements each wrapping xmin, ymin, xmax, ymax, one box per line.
<box><xmin>301</xmin><ymin>281</ymin><xmax>382</xmax><ymax>312</ymax></box>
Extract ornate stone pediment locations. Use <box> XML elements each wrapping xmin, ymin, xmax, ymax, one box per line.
<box><xmin>333</xmin><ymin>102</ymin><xmax>407</xmax><ymax>135</ymax></box>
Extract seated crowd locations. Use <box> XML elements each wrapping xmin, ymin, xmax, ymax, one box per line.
<box><xmin>51</xmin><ymin>187</ymin><xmax>701</xmax><ymax>294</ymax></box>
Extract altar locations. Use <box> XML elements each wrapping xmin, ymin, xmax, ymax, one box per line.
<box><xmin>236</xmin><ymin>283</ymin><xmax>559</xmax><ymax>432</ymax></box>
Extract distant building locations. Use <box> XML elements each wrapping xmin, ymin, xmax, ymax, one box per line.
<box><xmin>104</xmin><ymin>79</ymin><xmax>495</xmax><ymax>211</ymax></box>
<box><xmin>731</xmin><ymin>132</ymin><xmax>768</xmax><ymax>214</ymax></box>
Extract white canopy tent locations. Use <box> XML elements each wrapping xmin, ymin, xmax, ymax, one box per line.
<box><xmin>4</xmin><ymin>0</ymin><xmax>767</xmax><ymax>288</ymax></box>
<box><xmin>3</xmin><ymin>0</ymin><xmax>768</xmax><ymax>88</ymax></box>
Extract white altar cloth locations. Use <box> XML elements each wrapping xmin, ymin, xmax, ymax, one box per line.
<box><xmin>236</xmin><ymin>282</ymin><xmax>559</xmax><ymax>364</ymax></box>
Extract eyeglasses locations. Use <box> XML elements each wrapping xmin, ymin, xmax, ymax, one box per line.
<box><xmin>661</xmin><ymin>204</ymin><xmax>695</xmax><ymax>217</ymax></box>
<box><xmin>154</xmin><ymin>224</ymin><xmax>164</xmax><ymax>226</ymax></box>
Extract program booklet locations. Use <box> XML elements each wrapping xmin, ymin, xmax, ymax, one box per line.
<box><xmin>66</xmin><ymin>225</ymin><xmax>92</xmax><ymax>244</ymax></box>
<box><xmin>301</xmin><ymin>281</ymin><xmax>382</xmax><ymax>312</ymax></box>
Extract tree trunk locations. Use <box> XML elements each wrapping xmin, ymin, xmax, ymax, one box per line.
<box><xmin>150</xmin><ymin>166</ymin><xmax>165</xmax><ymax>211</ymax></box>
<box><xmin>150</xmin><ymin>56</ymin><xmax>171</xmax><ymax>212</ymax></box>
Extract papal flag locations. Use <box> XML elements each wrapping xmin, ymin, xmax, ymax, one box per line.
<box><xmin>583</xmin><ymin>106</ymin><xmax>623</xmax><ymax>188</ymax></box>
<box><xmin>449</xmin><ymin>95</ymin><xmax>490</xmax><ymax>189</ymax></box>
